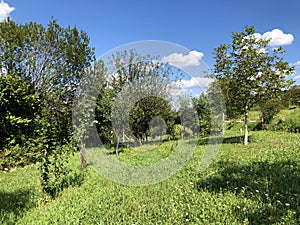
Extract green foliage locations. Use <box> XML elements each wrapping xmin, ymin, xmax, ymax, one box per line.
<box><xmin>0</xmin><ymin>17</ymin><xmax>95</xmax><ymax>141</ymax></box>
<box><xmin>95</xmin><ymin>87</ymin><xmax>115</xmax><ymax>144</ymax></box>
<box><xmin>170</xmin><ymin>124</ymin><xmax>193</xmax><ymax>140</ymax></box>
<box><xmin>192</xmin><ymin>93</ymin><xmax>212</xmax><ymax>136</ymax></box>
<box><xmin>259</xmin><ymin>99</ymin><xmax>282</xmax><ymax>124</ymax></box>
<box><xmin>282</xmin><ymin>85</ymin><xmax>300</xmax><ymax>107</ymax></box>
<box><xmin>0</xmin><ymin>18</ymin><xmax>95</xmax><ymax>171</ymax></box>
<box><xmin>171</xmin><ymin>124</ymin><xmax>183</xmax><ymax>139</ymax></box>
<box><xmin>0</xmin><ymin>75</ymin><xmax>40</xmax><ymax>168</ymax></box>
<box><xmin>94</xmin><ymin>50</ymin><xmax>180</xmax><ymax>145</ymax></box>
<box><xmin>272</xmin><ymin>113</ymin><xmax>300</xmax><ymax>132</ymax></box>
<box><xmin>40</xmin><ymin>141</ymin><xmax>82</xmax><ymax>198</ymax></box>
<box><xmin>129</xmin><ymin>96</ymin><xmax>174</xmax><ymax>142</ymax></box>
<box><xmin>0</xmin><ymin>18</ymin><xmax>94</xmax><ymax>199</ymax></box>
<box><xmin>0</xmin><ymin>75</ymin><xmax>38</xmax><ymax>150</ymax></box>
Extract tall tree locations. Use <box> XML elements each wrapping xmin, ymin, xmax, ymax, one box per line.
<box><xmin>212</xmin><ymin>26</ymin><xmax>294</xmax><ymax>145</ymax></box>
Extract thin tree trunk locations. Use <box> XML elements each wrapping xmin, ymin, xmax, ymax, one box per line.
<box><xmin>80</xmin><ymin>143</ymin><xmax>87</xmax><ymax>169</ymax></box>
<box><xmin>244</xmin><ymin>107</ymin><xmax>249</xmax><ymax>145</ymax></box>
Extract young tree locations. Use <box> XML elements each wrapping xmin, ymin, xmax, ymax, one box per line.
<box><xmin>212</xmin><ymin>26</ymin><xmax>294</xmax><ymax>145</ymax></box>
<box><xmin>192</xmin><ymin>93</ymin><xmax>212</xmax><ymax>136</ymax></box>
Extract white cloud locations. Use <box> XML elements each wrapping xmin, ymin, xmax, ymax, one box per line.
<box><xmin>161</xmin><ymin>50</ymin><xmax>204</xmax><ymax>68</ymax></box>
<box><xmin>254</xmin><ymin>29</ymin><xmax>294</xmax><ymax>46</ymax></box>
<box><xmin>0</xmin><ymin>0</ymin><xmax>15</xmax><ymax>22</ymax></box>
<box><xmin>168</xmin><ymin>77</ymin><xmax>214</xmax><ymax>97</ymax></box>
<box><xmin>293</xmin><ymin>61</ymin><xmax>300</xmax><ymax>67</ymax></box>
<box><xmin>171</xmin><ymin>77</ymin><xmax>213</xmax><ymax>90</ymax></box>
<box><xmin>294</xmin><ymin>74</ymin><xmax>300</xmax><ymax>79</ymax></box>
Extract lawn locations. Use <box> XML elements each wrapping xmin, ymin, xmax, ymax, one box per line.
<box><xmin>0</xmin><ymin>131</ymin><xmax>299</xmax><ymax>224</ymax></box>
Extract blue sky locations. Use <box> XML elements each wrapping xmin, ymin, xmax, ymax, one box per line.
<box><xmin>2</xmin><ymin>0</ymin><xmax>300</xmax><ymax>84</ymax></box>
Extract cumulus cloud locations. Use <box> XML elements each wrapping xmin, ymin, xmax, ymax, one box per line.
<box><xmin>0</xmin><ymin>0</ymin><xmax>15</xmax><ymax>22</ymax></box>
<box><xmin>161</xmin><ymin>50</ymin><xmax>204</xmax><ymax>68</ymax></box>
<box><xmin>254</xmin><ymin>29</ymin><xmax>294</xmax><ymax>46</ymax></box>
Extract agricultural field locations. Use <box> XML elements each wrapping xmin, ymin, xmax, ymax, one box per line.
<box><xmin>1</xmin><ymin>130</ymin><xmax>299</xmax><ymax>224</ymax></box>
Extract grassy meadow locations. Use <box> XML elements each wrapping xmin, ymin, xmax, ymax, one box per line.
<box><xmin>0</xmin><ymin>129</ymin><xmax>299</xmax><ymax>224</ymax></box>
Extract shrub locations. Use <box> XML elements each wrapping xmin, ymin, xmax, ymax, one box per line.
<box><xmin>272</xmin><ymin>113</ymin><xmax>300</xmax><ymax>132</ymax></box>
<box><xmin>40</xmin><ymin>141</ymin><xmax>83</xmax><ymax>198</ymax></box>
<box><xmin>260</xmin><ymin>100</ymin><xmax>282</xmax><ymax>124</ymax></box>
<box><xmin>170</xmin><ymin>124</ymin><xmax>194</xmax><ymax>140</ymax></box>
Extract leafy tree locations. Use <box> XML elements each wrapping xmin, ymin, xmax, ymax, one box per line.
<box><xmin>212</xmin><ymin>26</ymin><xmax>294</xmax><ymax>145</ymax></box>
<box><xmin>192</xmin><ymin>93</ymin><xmax>212</xmax><ymax>136</ymax></box>
<box><xmin>176</xmin><ymin>94</ymin><xmax>199</xmax><ymax>138</ymax></box>
<box><xmin>73</xmin><ymin>59</ymin><xmax>107</xmax><ymax>168</ymax></box>
<box><xmin>258</xmin><ymin>99</ymin><xmax>282</xmax><ymax>124</ymax></box>
<box><xmin>129</xmin><ymin>96</ymin><xmax>173</xmax><ymax>143</ymax></box>
<box><xmin>95</xmin><ymin>87</ymin><xmax>115</xmax><ymax>145</ymax></box>
<box><xmin>0</xmin><ymin>18</ymin><xmax>95</xmax><ymax>144</ymax></box>
<box><xmin>95</xmin><ymin>50</ymin><xmax>178</xmax><ymax>146</ymax></box>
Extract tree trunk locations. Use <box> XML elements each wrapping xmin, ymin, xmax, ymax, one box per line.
<box><xmin>244</xmin><ymin>107</ymin><xmax>249</xmax><ymax>145</ymax></box>
<box><xmin>80</xmin><ymin>143</ymin><xmax>87</xmax><ymax>169</ymax></box>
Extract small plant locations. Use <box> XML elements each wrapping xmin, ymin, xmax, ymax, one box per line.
<box><xmin>40</xmin><ymin>139</ymin><xmax>85</xmax><ymax>198</ymax></box>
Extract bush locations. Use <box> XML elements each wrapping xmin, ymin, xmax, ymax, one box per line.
<box><xmin>170</xmin><ymin>124</ymin><xmax>194</xmax><ymax>140</ymax></box>
<box><xmin>40</xmin><ymin>141</ymin><xmax>83</xmax><ymax>198</ymax></box>
<box><xmin>272</xmin><ymin>113</ymin><xmax>300</xmax><ymax>132</ymax></box>
<box><xmin>260</xmin><ymin>100</ymin><xmax>283</xmax><ymax>124</ymax></box>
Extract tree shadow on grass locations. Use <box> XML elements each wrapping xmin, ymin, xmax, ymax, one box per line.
<box><xmin>196</xmin><ymin>160</ymin><xmax>300</xmax><ymax>224</ymax></box>
<box><xmin>0</xmin><ymin>189</ymin><xmax>34</xmax><ymax>223</ymax></box>
<box><xmin>198</xmin><ymin>135</ymin><xmax>250</xmax><ymax>145</ymax></box>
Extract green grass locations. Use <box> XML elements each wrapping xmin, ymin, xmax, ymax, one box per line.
<box><xmin>0</xmin><ymin>131</ymin><xmax>299</xmax><ymax>224</ymax></box>
<box><xmin>116</xmin><ymin>141</ymin><xmax>178</xmax><ymax>166</ymax></box>
<box><xmin>225</xmin><ymin>110</ymin><xmax>264</xmax><ymax>132</ymax></box>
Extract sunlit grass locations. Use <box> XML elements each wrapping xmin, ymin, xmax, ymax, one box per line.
<box><xmin>0</xmin><ymin>131</ymin><xmax>299</xmax><ymax>224</ymax></box>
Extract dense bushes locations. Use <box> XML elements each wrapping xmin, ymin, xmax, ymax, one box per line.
<box><xmin>272</xmin><ymin>112</ymin><xmax>300</xmax><ymax>133</ymax></box>
<box><xmin>0</xmin><ymin>18</ymin><xmax>94</xmax><ymax>167</ymax></box>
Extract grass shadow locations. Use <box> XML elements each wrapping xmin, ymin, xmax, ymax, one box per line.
<box><xmin>198</xmin><ymin>135</ymin><xmax>252</xmax><ymax>145</ymax></box>
<box><xmin>0</xmin><ymin>189</ymin><xmax>34</xmax><ymax>223</ymax></box>
<box><xmin>196</xmin><ymin>160</ymin><xmax>300</xmax><ymax>224</ymax></box>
